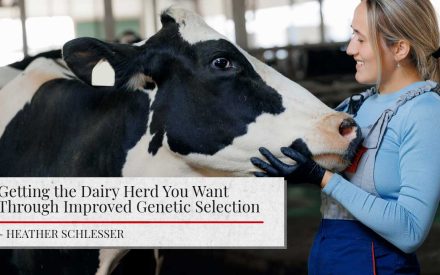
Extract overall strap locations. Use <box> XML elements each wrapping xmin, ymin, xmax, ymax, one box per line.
<box><xmin>363</xmin><ymin>80</ymin><xmax>439</xmax><ymax>149</ymax></box>
<box><xmin>335</xmin><ymin>87</ymin><xmax>377</xmax><ymax>115</ymax></box>
<box><xmin>431</xmin><ymin>82</ymin><xmax>440</xmax><ymax>94</ymax></box>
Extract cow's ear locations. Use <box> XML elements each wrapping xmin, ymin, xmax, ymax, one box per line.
<box><xmin>62</xmin><ymin>37</ymin><xmax>141</xmax><ymax>87</ymax></box>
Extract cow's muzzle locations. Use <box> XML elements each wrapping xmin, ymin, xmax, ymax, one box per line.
<box><xmin>310</xmin><ymin>114</ymin><xmax>363</xmax><ymax>171</ymax></box>
<box><xmin>339</xmin><ymin>117</ymin><xmax>363</xmax><ymax>162</ymax></box>
<box><xmin>339</xmin><ymin>117</ymin><xmax>357</xmax><ymax>139</ymax></box>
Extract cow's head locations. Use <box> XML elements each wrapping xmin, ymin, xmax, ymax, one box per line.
<box><xmin>62</xmin><ymin>8</ymin><xmax>361</xmax><ymax>176</ymax></box>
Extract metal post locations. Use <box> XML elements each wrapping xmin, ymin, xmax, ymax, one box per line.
<box><xmin>193</xmin><ymin>0</ymin><xmax>201</xmax><ymax>15</ymax></box>
<box><xmin>318</xmin><ymin>0</ymin><xmax>325</xmax><ymax>42</ymax></box>
<box><xmin>152</xmin><ymin>0</ymin><xmax>158</xmax><ymax>33</ymax></box>
<box><xmin>231</xmin><ymin>0</ymin><xmax>248</xmax><ymax>49</ymax></box>
<box><xmin>18</xmin><ymin>0</ymin><xmax>28</xmax><ymax>56</ymax></box>
<box><xmin>140</xmin><ymin>0</ymin><xmax>146</xmax><ymax>37</ymax></box>
<box><xmin>141</xmin><ymin>0</ymin><xmax>157</xmax><ymax>39</ymax></box>
<box><xmin>103</xmin><ymin>0</ymin><xmax>115</xmax><ymax>41</ymax></box>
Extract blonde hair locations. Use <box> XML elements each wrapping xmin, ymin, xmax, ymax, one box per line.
<box><xmin>364</xmin><ymin>0</ymin><xmax>440</xmax><ymax>84</ymax></box>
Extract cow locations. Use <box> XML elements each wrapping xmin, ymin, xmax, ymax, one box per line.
<box><xmin>0</xmin><ymin>7</ymin><xmax>361</xmax><ymax>275</ymax></box>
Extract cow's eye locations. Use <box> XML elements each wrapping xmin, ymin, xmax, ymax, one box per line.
<box><xmin>211</xmin><ymin>57</ymin><xmax>233</xmax><ymax>70</ymax></box>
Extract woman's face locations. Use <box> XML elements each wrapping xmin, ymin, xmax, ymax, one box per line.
<box><xmin>346</xmin><ymin>1</ymin><xmax>376</xmax><ymax>84</ymax></box>
<box><xmin>346</xmin><ymin>1</ymin><xmax>396</xmax><ymax>85</ymax></box>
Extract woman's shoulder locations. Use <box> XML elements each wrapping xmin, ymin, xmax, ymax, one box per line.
<box><xmin>397</xmin><ymin>90</ymin><xmax>440</xmax><ymax>135</ymax></box>
<box><xmin>405</xmin><ymin>90</ymin><xmax>440</xmax><ymax>112</ymax></box>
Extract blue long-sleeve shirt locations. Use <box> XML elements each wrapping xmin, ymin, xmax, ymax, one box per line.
<box><xmin>323</xmin><ymin>81</ymin><xmax>440</xmax><ymax>253</ymax></box>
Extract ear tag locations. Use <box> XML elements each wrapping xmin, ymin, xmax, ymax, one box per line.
<box><xmin>91</xmin><ymin>59</ymin><xmax>115</xmax><ymax>86</ymax></box>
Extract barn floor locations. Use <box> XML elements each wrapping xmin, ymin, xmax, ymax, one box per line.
<box><xmin>119</xmin><ymin>186</ymin><xmax>440</xmax><ymax>275</ymax></box>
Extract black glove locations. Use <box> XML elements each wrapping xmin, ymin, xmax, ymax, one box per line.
<box><xmin>250</xmin><ymin>140</ymin><xmax>326</xmax><ymax>186</ymax></box>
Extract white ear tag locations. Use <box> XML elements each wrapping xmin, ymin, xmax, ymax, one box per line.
<box><xmin>91</xmin><ymin>59</ymin><xmax>115</xmax><ymax>86</ymax></box>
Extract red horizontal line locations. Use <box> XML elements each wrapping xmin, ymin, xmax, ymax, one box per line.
<box><xmin>0</xmin><ymin>220</ymin><xmax>264</xmax><ymax>224</ymax></box>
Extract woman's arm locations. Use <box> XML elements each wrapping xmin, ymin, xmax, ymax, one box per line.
<box><xmin>323</xmin><ymin>95</ymin><xmax>440</xmax><ymax>253</ymax></box>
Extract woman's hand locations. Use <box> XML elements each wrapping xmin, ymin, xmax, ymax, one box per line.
<box><xmin>250</xmin><ymin>140</ymin><xmax>328</xmax><ymax>187</ymax></box>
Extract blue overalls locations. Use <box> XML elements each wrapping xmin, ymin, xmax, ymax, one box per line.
<box><xmin>308</xmin><ymin>81</ymin><xmax>440</xmax><ymax>275</ymax></box>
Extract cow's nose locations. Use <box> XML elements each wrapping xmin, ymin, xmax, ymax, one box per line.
<box><xmin>339</xmin><ymin>118</ymin><xmax>358</xmax><ymax>141</ymax></box>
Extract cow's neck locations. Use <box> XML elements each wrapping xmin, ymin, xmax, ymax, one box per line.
<box><xmin>123</xmin><ymin>87</ymin><xmax>235</xmax><ymax>177</ymax></box>
<box><xmin>122</xmin><ymin>134</ymin><xmax>233</xmax><ymax>177</ymax></box>
<box><xmin>123</xmin><ymin>97</ymin><xmax>208</xmax><ymax>176</ymax></box>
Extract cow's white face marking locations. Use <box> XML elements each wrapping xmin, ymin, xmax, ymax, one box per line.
<box><xmin>0</xmin><ymin>58</ymin><xmax>71</xmax><ymax>139</ymax></box>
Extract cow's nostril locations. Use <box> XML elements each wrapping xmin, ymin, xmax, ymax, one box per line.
<box><xmin>339</xmin><ymin>118</ymin><xmax>357</xmax><ymax>140</ymax></box>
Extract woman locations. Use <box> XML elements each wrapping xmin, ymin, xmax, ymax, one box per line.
<box><xmin>251</xmin><ymin>0</ymin><xmax>440</xmax><ymax>274</ymax></box>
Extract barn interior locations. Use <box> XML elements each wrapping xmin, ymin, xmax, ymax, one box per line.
<box><xmin>0</xmin><ymin>0</ymin><xmax>439</xmax><ymax>274</ymax></box>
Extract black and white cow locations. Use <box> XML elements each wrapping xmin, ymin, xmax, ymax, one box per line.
<box><xmin>0</xmin><ymin>7</ymin><xmax>361</xmax><ymax>275</ymax></box>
